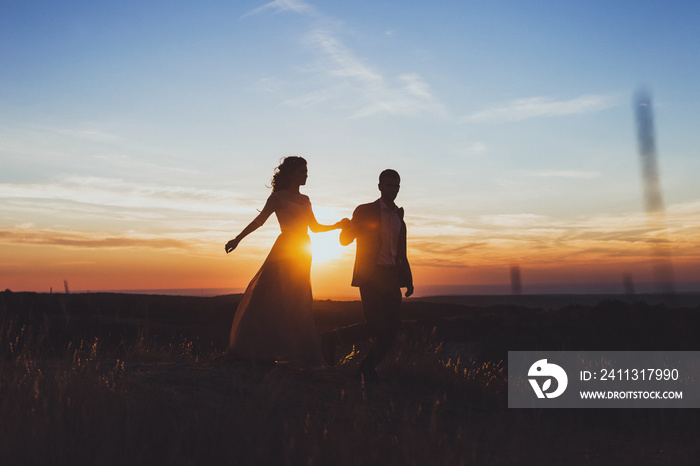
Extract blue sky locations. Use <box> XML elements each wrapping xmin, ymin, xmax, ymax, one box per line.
<box><xmin>2</xmin><ymin>0</ymin><xmax>699</xmax><ymax>295</ymax></box>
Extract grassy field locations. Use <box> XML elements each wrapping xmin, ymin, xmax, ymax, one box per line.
<box><xmin>1</xmin><ymin>291</ymin><xmax>699</xmax><ymax>465</ymax></box>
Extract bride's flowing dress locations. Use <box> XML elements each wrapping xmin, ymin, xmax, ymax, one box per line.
<box><xmin>227</xmin><ymin>192</ymin><xmax>325</xmax><ymax>366</ymax></box>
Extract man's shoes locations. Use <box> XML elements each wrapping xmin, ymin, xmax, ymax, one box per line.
<box><xmin>321</xmin><ymin>331</ymin><xmax>338</xmax><ymax>367</ymax></box>
<box><xmin>356</xmin><ymin>367</ymin><xmax>379</xmax><ymax>384</ymax></box>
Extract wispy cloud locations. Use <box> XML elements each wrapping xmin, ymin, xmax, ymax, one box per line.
<box><xmin>289</xmin><ymin>29</ymin><xmax>445</xmax><ymax>118</ymax></box>
<box><xmin>91</xmin><ymin>153</ymin><xmax>194</xmax><ymax>176</ymax></box>
<box><xmin>0</xmin><ymin>227</ymin><xmax>192</xmax><ymax>250</ymax></box>
<box><xmin>480</xmin><ymin>213</ymin><xmax>551</xmax><ymax>227</ymax></box>
<box><xmin>0</xmin><ymin>175</ymin><xmax>270</xmax><ymax>246</ymax></box>
<box><xmin>304</xmin><ymin>29</ymin><xmax>381</xmax><ymax>83</ymax></box>
<box><xmin>405</xmin><ymin>198</ymin><xmax>700</xmax><ymax>269</ymax></box>
<box><xmin>245</xmin><ymin>3</ymin><xmax>445</xmax><ymax>118</ymax></box>
<box><xmin>0</xmin><ymin>123</ymin><xmax>190</xmax><ymax>178</ymax></box>
<box><xmin>528</xmin><ymin>170</ymin><xmax>602</xmax><ymax>179</ymax></box>
<box><xmin>465</xmin><ymin>141</ymin><xmax>488</xmax><ymax>154</ymax></box>
<box><xmin>241</xmin><ymin>0</ymin><xmax>314</xmax><ymax>19</ymax></box>
<box><xmin>0</xmin><ymin>172</ymin><xmax>297</xmax><ymax>259</ymax></box>
<box><xmin>0</xmin><ymin>175</ymin><xmax>250</xmax><ymax>213</ymax></box>
<box><xmin>55</xmin><ymin>126</ymin><xmax>119</xmax><ymax>142</ymax></box>
<box><xmin>352</xmin><ymin>73</ymin><xmax>446</xmax><ymax>118</ymax></box>
<box><xmin>409</xmin><ymin>239</ymin><xmax>488</xmax><ymax>267</ymax></box>
<box><xmin>462</xmin><ymin>95</ymin><xmax>617</xmax><ymax>123</ymax></box>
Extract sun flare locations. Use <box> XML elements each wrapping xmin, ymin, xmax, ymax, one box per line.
<box><xmin>311</xmin><ymin>232</ymin><xmax>345</xmax><ymax>264</ymax></box>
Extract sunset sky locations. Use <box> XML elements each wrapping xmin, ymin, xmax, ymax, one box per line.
<box><xmin>2</xmin><ymin>0</ymin><xmax>699</xmax><ymax>298</ymax></box>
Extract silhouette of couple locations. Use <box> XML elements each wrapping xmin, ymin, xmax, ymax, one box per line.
<box><xmin>224</xmin><ymin>156</ymin><xmax>413</xmax><ymax>379</ymax></box>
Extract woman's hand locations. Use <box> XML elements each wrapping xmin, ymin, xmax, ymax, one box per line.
<box><xmin>337</xmin><ymin>218</ymin><xmax>351</xmax><ymax>230</ymax></box>
<box><xmin>225</xmin><ymin>238</ymin><xmax>241</xmax><ymax>254</ymax></box>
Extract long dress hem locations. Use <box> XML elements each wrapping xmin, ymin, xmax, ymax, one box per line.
<box><xmin>226</xmin><ymin>193</ymin><xmax>325</xmax><ymax>368</ymax></box>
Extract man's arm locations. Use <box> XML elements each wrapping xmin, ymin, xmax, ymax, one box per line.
<box><xmin>339</xmin><ymin>206</ymin><xmax>361</xmax><ymax>246</ymax></box>
<box><xmin>399</xmin><ymin>219</ymin><xmax>413</xmax><ymax>297</ymax></box>
<box><xmin>402</xmin><ymin>256</ymin><xmax>414</xmax><ymax>297</ymax></box>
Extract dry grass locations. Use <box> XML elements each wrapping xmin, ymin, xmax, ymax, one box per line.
<box><xmin>1</xmin><ymin>293</ymin><xmax>699</xmax><ymax>465</ymax></box>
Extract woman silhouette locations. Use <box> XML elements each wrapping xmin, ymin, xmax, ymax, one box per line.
<box><xmin>224</xmin><ymin>156</ymin><xmax>348</xmax><ymax>368</ymax></box>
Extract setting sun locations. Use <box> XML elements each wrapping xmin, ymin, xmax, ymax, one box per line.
<box><xmin>311</xmin><ymin>231</ymin><xmax>346</xmax><ymax>264</ymax></box>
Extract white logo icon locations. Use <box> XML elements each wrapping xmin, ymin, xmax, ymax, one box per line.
<box><xmin>528</xmin><ymin>359</ymin><xmax>568</xmax><ymax>399</ymax></box>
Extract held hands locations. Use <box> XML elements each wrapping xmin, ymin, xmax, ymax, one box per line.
<box><xmin>337</xmin><ymin>218</ymin><xmax>352</xmax><ymax>230</ymax></box>
<box><xmin>225</xmin><ymin>237</ymin><xmax>241</xmax><ymax>254</ymax></box>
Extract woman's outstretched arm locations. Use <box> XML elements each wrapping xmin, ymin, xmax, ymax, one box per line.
<box><xmin>308</xmin><ymin>206</ymin><xmax>350</xmax><ymax>234</ymax></box>
<box><xmin>225</xmin><ymin>195</ymin><xmax>277</xmax><ymax>253</ymax></box>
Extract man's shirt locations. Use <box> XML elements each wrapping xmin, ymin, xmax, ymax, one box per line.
<box><xmin>377</xmin><ymin>198</ymin><xmax>401</xmax><ymax>266</ymax></box>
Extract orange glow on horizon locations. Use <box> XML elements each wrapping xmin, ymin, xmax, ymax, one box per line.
<box><xmin>2</xmin><ymin>234</ymin><xmax>699</xmax><ymax>297</ymax></box>
<box><xmin>3</xmin><ymin>200</ymin><xmax>700</xmax><ymax>297</ymax></box>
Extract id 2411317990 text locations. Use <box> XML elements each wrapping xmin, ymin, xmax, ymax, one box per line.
<box><xmin>581</xmin><ymin>368</ymin><xmax>679</xmax><ymax>382</ymax></box>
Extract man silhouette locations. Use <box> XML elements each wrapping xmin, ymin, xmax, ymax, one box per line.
<box><xmin>323</xmin><ymin>169</ymin><xmax>413</xmax><ymax>381</ymax></box>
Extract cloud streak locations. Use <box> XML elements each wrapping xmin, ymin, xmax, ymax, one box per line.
<box><xmin>0</xmin><ymin>176</ymin><xmax>270</xmax><ymax>246</ymax></box>
<box><xmin>407</xmin><ymin>199</ymin><xmax>700</xmax><ymax>269</ymax></box>
<box><xmin>528</xmin><ymin>170</ymin><xmax>602</xmax><ymax>179</ymax></box>
<box><xmin>245</xmin><ymin>3</ymin><xmax>445</xmax><ymax>118</ymax></box>
<box><xmin>0</xmin><ymin>175</ymin><xmax>252</xmax><ymax>214</ymax></box>
<box><xmin>0</xmin><ymin>228</ymin><xmax>192</xmax><ymax>250</ymax></box>
<box><xmin>290</xmin><ymin>29</ymin><xmax>446</xmax><ymax>118</ymax></box>
<box><xmin>462</xmin><ymin>95</ymin><xmax>617</xmax><ymax>123</ymax></box>
<box><xmin>241</xmin><ymin>0</ymin><xmax>314</xmax><ymax>19</ymax></box>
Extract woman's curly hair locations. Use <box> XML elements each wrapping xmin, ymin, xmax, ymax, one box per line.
<box><xmin>271</xmin><ymin>156</ymin><xmax>307</xmax><ymax>192</ymax></box>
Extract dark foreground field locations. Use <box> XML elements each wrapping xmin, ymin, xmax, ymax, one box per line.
<box><xmin>2</xmin><ymin>291</ymin><xmax>700</xmax><ymax>465</ymax></box>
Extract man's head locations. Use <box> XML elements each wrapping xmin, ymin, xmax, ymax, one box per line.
<box><xmin>378</xmin><ymin>169</ymin><xmax>400</xmax><ymax>204</ymax></box>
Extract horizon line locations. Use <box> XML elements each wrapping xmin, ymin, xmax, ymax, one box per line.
<box><xmin>6</xmin><ymin>282</ymin><xmax>700</xmax><ymax>299</ymax></box>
